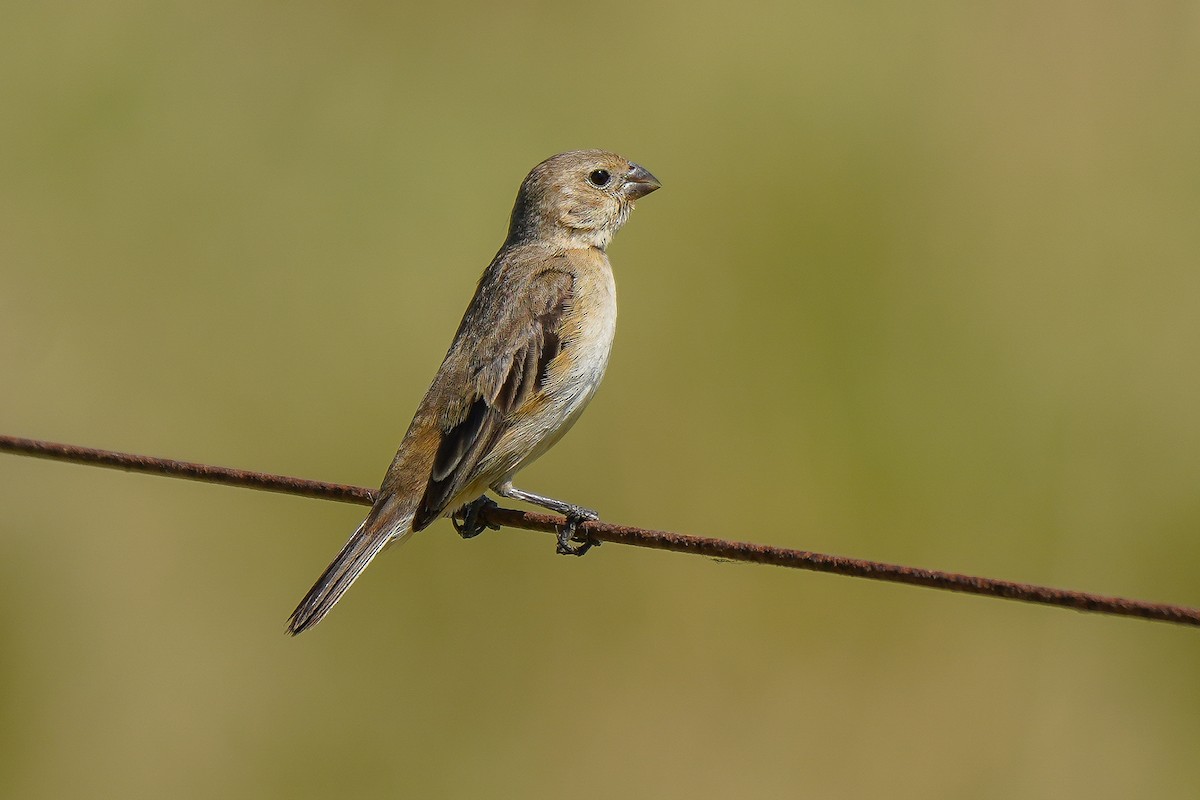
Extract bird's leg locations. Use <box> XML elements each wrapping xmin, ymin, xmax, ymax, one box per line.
<box><xmin>491</xmin><ymin>481</ymin><xmax>601</xmax><ymax>556</ymax></box>
<box><xmin>452</xmin><ymin>496</ymin><xmax>500</xmax><ymax>539</ymax></box>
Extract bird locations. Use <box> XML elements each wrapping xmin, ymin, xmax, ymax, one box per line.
<box><xmin>286</xmin><ymin>150</ymin><xmax>660</xmax><ymax>634</ymax></box>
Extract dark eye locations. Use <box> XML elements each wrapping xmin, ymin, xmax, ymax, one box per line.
<box><xmin>587</xmin><ymin>169</ymin><xmax>611</xmax><ymax>187</ymax></box>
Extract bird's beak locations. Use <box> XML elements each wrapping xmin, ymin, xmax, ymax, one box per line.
<box><xmin>623</xmin><ymin>162</ymin><xmax>661</xmax><ymax>200</ymax></box>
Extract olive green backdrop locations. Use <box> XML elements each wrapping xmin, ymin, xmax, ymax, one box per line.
<box><xmin>2</xmin><ymin>2</ymin><xmax>1198</xmax><ymax>797</ymax></box>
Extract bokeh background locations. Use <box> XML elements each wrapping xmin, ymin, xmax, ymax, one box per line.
<box><xmin>2</xmin><ymin>2</ymin><xmax>1199</xmax><ymax>797</ymax></box>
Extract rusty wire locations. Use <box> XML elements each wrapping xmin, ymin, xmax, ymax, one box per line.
<box><xmin>2</xmin><ymin>433</ymin><xmax>1197</xmax><ymax>629</ymax></box>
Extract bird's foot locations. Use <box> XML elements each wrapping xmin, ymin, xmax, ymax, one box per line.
<box><xmin>452</xmin><ymin>496</ymin><xmax>500</xmax><ymax>539</ymax></box>
<box><xmin>556</xmin><ymin>506</ymin><xmax>601</xmax><ymax>556</ymax></box>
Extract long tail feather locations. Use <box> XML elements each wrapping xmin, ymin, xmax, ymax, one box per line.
<box><xmin>287</xmin><ymin>498</ymin><xmax>413</xmax><ymax>635</ymax></box>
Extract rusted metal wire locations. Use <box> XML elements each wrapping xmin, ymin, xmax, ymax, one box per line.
<box><xmin>3</xmin><ymin>433</ymin><xmax>1198</xmax><ymax>629</ymax></box>
<box><xmin>1</xmin><ymin>434</ymin><xmax>375</xmax><ymax>505</ymax></box>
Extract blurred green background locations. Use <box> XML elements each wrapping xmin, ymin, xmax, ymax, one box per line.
<box><xmin>2</xmin><ymin>2</ymin><xmax>1198</xmax><ymax>797</ymax></box>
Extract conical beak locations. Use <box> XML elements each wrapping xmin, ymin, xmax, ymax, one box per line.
<box><xmin>624</xmin><ymin>162</ymin><xmax>661</xmax><ymax>200</ymax></box>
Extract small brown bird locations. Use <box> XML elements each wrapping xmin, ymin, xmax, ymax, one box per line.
<box><xmin>287</xmin><ymin>150</ymin><xmax>660</xmax><ymax>634</ymax></box>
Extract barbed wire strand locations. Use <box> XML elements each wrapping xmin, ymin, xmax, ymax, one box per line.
<box><xmin>2</xmin><ymin>433</ymin><xmax>1197</xmax><ymax>629</ymax></box>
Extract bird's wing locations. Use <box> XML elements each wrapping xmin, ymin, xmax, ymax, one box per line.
<box><xmin>411</xmin><ymin>267</ymin><xmax>573</xmax><ymax>530</ymax></box>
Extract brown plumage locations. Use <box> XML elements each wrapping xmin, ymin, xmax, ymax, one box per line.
<box><xmin>287</xmin><ymin>150</ymin><xmax>660</xmax><ymax>634</ymax></box>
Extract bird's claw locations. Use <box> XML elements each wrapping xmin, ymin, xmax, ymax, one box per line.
<box><xmin>555</xmin><ymin>506</ymin><xmax>601</xmax><ymax>556</ymax></box>
<box><xmin>452</xmin><ymin>496</ymin><xmax>500</xmax><ymax>539</ymax></box>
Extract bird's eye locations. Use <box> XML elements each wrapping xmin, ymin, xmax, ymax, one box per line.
<box><xmin>587</xmin><ymin>169</ymin><xmax>611</xmax><ymax>187</ymax></box>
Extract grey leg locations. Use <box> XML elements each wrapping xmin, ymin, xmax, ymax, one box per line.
<box><xmin>452</xmin><ymin>496</ymin><xmax>500</xmax><ymax>539</ymax></box>
<box><xmin>491</xmin><ymin>481</ymin><xmax>601</xmax><ymax>556</ymax></box>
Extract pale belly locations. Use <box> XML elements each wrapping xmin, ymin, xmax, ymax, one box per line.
<box><xmin>474</xmin><ymin>259</ymin><xmax>617</xmax><ymax>488</ymax></box>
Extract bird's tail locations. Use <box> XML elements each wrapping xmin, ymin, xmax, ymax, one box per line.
<box><xmin>287</xmin><ymin>496</ymin><xmax>414</xmax><ymax>635</ymax></box>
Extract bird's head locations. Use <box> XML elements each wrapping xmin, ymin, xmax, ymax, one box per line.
<box><xmin>506</xmin><ymin>150</ymin><xmax>661</xmax><ymax>251</ymax></box>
